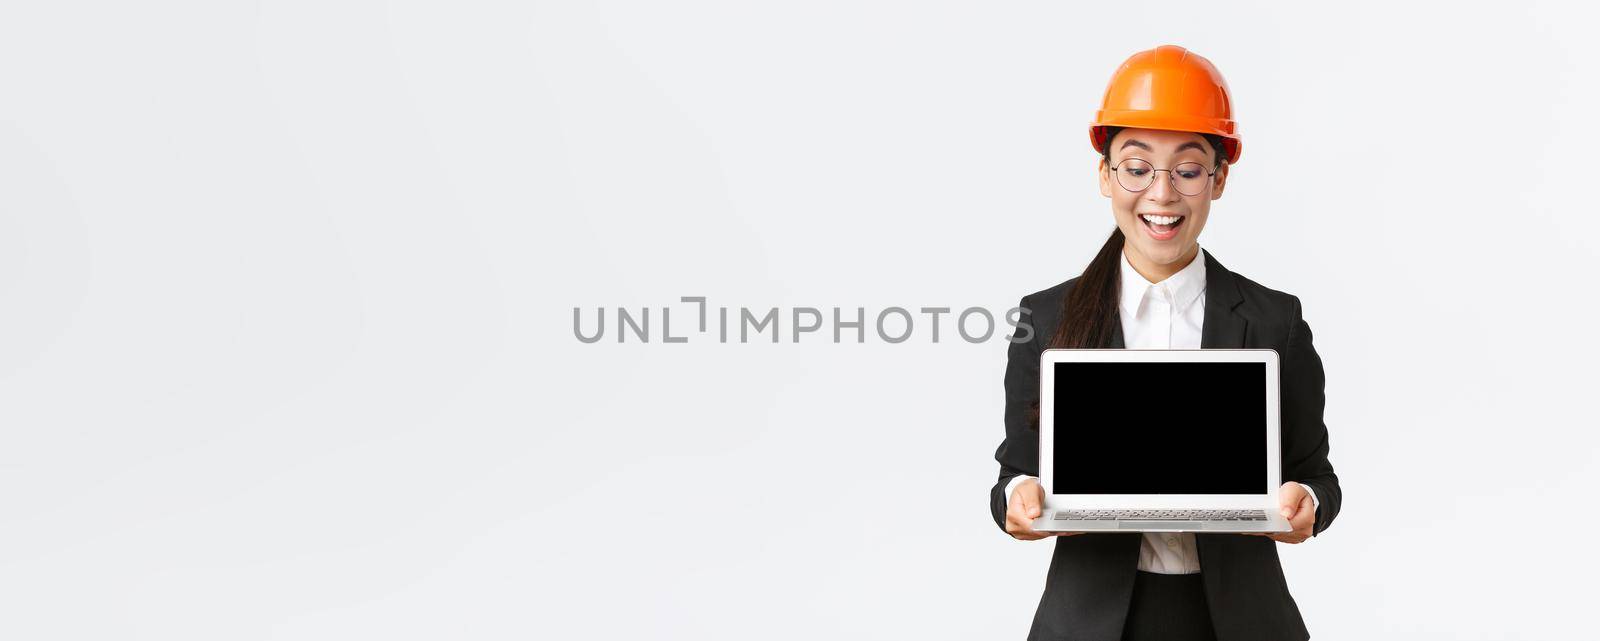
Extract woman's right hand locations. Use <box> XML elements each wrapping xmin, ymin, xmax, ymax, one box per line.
<box><xmin>1005</xmin><ymin>477</ymin><xmax>1084</xmax><ymax>540</ymax></box>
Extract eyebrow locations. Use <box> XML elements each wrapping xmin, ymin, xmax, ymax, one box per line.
<box><xmin>1118</xmin><ymin>138</ymin><xmax>1213</xmax><ymax>158</ymax></box>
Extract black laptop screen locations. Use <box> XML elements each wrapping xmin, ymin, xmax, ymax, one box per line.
<box><xmin>1051</xmin><ymin>361</ymin><xmax>1267</xmax><ymax>494</ymax></box>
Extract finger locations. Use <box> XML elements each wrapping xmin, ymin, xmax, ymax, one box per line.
<box><xmin>1278</xmin><ymin>483</ymin><xmax>1305</xmax><ymax>519</ymax></box>
<box><xmin>1286</xmin><ymin>498</ymin><xmax>1312</xmax><ymax>524</ymax></box>
<box><xmin>1290</xmin><ymin>497</ymin><xmax>1314</xmax><ymax>530</ymax></box>
<box><xmin>1007</xmin><ymin>512</ymin><xmax>1039</xmax><ymax>537</ymax></box>
<box><xmin>1009</xmin><ymin>500</ymin><xmax>1040</xmax><ymax>523</ymax></box>
<box><xmin>1009</xmin><ymin>523</ymin><xmax>1047</xmax><ymax>540</ymax></box>
<box><xmin>1016</xmin><ymin>492</ymin><xmax>1040</xmax><ymax>519</ymax></box>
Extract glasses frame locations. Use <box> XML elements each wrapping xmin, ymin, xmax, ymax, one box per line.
<box><xmin>1109</xmin><ymin>158</ymin><xmax>1218</xmax><ymax>197</ymax></box>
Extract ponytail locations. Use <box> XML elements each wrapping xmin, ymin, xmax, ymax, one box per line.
<box><xmin>1048</xmin><ymin>227</ymin><xmax>1125</xmax><ymax>350</ymax></box>
<box><xmin>1026</xmin><ymin>227</ymin><xmax>1124</xmax><ymax>430</ymax></box>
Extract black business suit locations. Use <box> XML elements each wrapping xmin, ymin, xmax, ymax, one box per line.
<box><xmin>989</xmin><ymin>249</ymin><xmax>1342</xmax><ymax>641</ymax></box>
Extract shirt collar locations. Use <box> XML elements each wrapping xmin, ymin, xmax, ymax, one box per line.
<box><xmin>1118</xmin><ymin>246</ymin><xmax>1207</xmax><ymax>317</ymax></box>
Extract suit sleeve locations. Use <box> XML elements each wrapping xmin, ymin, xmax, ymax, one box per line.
<box><xmin>1281</xmin><ymin>295</ymin><xmax>1342</xmax><ymax>536</ymax></box>
<box><xmin>990</xmin><ymin>295</ymin><xmax>1043</xmax><ymax>533</ymax></box>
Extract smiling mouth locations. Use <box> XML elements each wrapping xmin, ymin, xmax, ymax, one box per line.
<box><xmin>1139</xmin><ymin>213</ymin><xmax>1185</xmax><ymax>234</ymax></box>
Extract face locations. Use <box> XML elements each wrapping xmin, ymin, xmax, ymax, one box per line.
<box><xmin>1098</xmin><ymin>128</ymin><xmax>1229</xmax><ymax>274</ymax></box>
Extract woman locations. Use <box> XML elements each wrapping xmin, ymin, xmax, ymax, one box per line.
<box><xmin>987</xmin><ymin>46</ymin><xmax>1342</xmax><ymax>641</ymax></box>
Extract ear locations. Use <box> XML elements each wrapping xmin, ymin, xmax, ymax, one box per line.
<box><xmin>1098</xmin><ymin>157</ymin><xmax>1113</xmax><ymax>198</ymax></box>
<box><xmin>1210</xmin><ymin>161</ymin><xmax>1229</xmax><ymax>200</ymax></box>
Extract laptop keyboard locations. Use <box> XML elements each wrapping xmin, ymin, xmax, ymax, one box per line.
<box><xmin>1053</xmin><ymin>509</ymin><xmax>1267</xmax><ymax>521</ymax></box>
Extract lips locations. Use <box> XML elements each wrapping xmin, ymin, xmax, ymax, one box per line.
<box><xmin>1138</xmin><ymin>213</ymin><xmax>1184</xmax><ymax>240</ymax></box>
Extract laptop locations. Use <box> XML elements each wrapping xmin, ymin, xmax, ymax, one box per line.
<box><xmin>1031</xmin><ymin>348</ymin><xmax>1293</xmax><ymax>533</ymax></box>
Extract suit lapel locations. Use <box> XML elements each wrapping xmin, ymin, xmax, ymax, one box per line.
<box><xmin>1199</xmin><ymin>248</ymin><xmax>1248</xmax><ymax>349</ymax></box>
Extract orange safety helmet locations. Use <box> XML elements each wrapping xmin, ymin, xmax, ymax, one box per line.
<box><xmin>1090</xmin><ymin>45</ymin><xmax>1242</xmax><ymax>165</ymax></box>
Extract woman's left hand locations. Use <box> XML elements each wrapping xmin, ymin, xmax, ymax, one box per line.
<box><xmin>1246</xmin><ymin>481</ymin><xmax>1315</xmax><ymax>544</ymax></box>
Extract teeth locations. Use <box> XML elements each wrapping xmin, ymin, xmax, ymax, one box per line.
<box><xmin>1142</xmin><ymin>214</ymin><xmax>1180</xmax><ymax>225</ymax></box>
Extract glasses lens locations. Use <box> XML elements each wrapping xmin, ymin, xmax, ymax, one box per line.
<box><xmin>1172</xmin><ymin>162</ymin><xmax>1213</xmax><ymax>196</ymax></box>
<box><xmin>1116</xmin><ymin>158</ymin><xmax>1154</xmax><ymax>192</ymax></box>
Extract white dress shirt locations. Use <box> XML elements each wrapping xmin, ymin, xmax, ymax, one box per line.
<box><xmin>1005</xmin><ymin>245</ymin><xmax>1318</xmax><ymax>574</ymax></box>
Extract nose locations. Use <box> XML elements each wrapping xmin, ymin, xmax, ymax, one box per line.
<box><xmin>1144</xmin><ymin>170</ymin><xmax>1179</xmax><ymax>204</ymax></box>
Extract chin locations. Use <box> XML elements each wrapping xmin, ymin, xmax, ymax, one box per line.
<box><xmin>1155</xmin><ymin>243</ymin><xmax>1192</xmax><ymax>261</ymax></box>
<box><xmin>1135</xmin><ymin>241</ymin><xmax>1189</xmax><ymax>264</ymax></box>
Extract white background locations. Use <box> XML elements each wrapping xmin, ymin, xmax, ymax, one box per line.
<box><xmin>2</xmin><ymin>1</ymin><xmax>1596</xmax><ymax>639</ymax></box>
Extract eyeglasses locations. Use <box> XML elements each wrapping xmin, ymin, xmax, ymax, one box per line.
<box><xmin>1110</xmin><ymin>158</ymin><xmax>1217</xmax><ymax>196</ymax></box>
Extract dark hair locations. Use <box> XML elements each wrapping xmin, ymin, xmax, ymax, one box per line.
<box><xmin>1025</xmin><ymin>125</ymin><xmax>1228</xmax><ymax>429</ymax></box>
<box><xmin>1096</xmin><ymin>125</ymin><xmax>1229</xmax><ymax>171</ymax></box>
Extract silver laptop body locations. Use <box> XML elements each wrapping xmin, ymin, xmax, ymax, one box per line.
<box><xmin>1031</xmin><ymin>349</ymin><xmax>1293</xmax><ymax>534</ymax></box>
